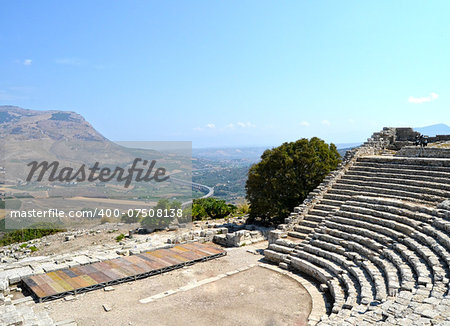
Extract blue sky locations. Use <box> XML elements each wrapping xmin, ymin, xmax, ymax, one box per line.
<box><xmin>1</xmin><ymin>1</ymin><xmax>449</xmax><ymax>147</ymax></box>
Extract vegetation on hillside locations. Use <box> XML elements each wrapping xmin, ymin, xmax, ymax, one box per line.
<box><xmin>192</xmin><ymin>197</ymin><xmax>237</xmax><ymax>221</ymax></box>
<box><xmin>0</xmin><ymin>221</ymin><xmax>65</xmax><ymax>247</ymax></box>
<box><xmin>138</xmin><ymin>199</ymin><xmax>183</xmax><ymax>229</ymax></box>
<box><xmin>192</xmin><ymin>160</ymin><xmax>250</xmax><ymax>203</ymax></box>
<box><xmin>246</xmin><ymin>137</ymin><xmax>340</xmax><ymax>225</ymax></box>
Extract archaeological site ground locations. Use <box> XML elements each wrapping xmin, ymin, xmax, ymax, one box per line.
<box><xmin>1</xmin><ymin>127</ymin><xmax>449</xmax><ymax>326</ymax></box>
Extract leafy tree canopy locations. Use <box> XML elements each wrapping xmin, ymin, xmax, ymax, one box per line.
<box><xmin>246</xmin><ymin>137</ymin><xmax>340</xmax><ymax>225</ymax></box>
<box><xmin>141</xmin><ymin>199</ymin><xmax>182</xmax><ymax>229</ymax></box>
<box><xmin>192</xmin><ymin>197</ymin><xmax>237</xmax><ymax>221</ymax></box>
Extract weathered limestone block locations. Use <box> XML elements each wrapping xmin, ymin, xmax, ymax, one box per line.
<box><xmin>268</xmin><ymin>230</ymin><xmax>285</xmax><ymax>244</ymax></box>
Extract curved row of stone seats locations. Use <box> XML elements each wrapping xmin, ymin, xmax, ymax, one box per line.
<box><xmin>329</xmin><ymin>156</ymin><xmax>450</xmax><ymax>205</ymax></box>
<box><xmin>310</xmin><ymin>203</ymin><xmax>450</xmax><ymax>325</ymax></box>
<box><xmin>330</xmin><ymin>183</ymin><xmax>446</xmax><ymax>205</ymax></box>
<box><xmin>267</xmin><ymin>196</ymin><xmax>445</xmax><ymax>318</ymax></box>
<box><xmin>289</xmin><ymin>257</ymin><xmax>346</xmax><ymax>313</ymax></box>
<box><xmin>265</xmin><ymin>246</ymin><xmax>348</xmax><ymax>313</ymax></box>
<box><xmin>350</xmin><ymin>163</ymin><xmax>450</xmax><ymax>179</ymax></box>
<box><xmin>265</xmin><ymin>154</ymin><xmax>450</xmax><ymax>324</ymax></box>
<box><xmin>321</xmin><ymin>220</ymin><xmax>416</xmax><ymax>291</ymax></box>
<box><xmin>339</xmin><ymin>199</ymin><xmax>450</xmax><ymax>279</ymax></box>
<box><xmin>340</xmin><ymin>174</ymin><xmax>450</xmax><ymax>193</ymax></box>
<box><xmin>305</xmin><ymin>239</ymin><xmax>385</xmax><ymax>302</ymax></box>
<box><xmin>265</xmin><ymin>245</ymin><xmax>354</xmax><ymax>313</ymax></box>
<box><xmin>313</xmin><ymin>230</ymin><xmax>400</xmax><ymax>297</ymax></box>
<box><xmin>292</xmin><ymin>248</ymin><xmax>361</xmax><ymax>311</ymax></box>
<box><xmin>319</xmin><ymin>217</ymin><xmax>432</xmax><ymax>295</ymax></box>
<box><xmin>329</xmin><ymin>207</ymin><xmax>450</xmax><ymax>300</ymax></box>
<box><xmin>345</xmin><ymin>170</ymin><xmax>450</xmax><ymax>187</ymax></box>
<box><xmin>336</xmin><ymin>177</ymin><xmax>450</xmax><ymax>200</ymax></box>
<box><xmin>300</xmin><ymin>243</ymin><xmax>372</xmax><ymax>304</ymax></box>
<box><xmin>356</xmin><ymin>156</ymin><xmax>450</xmax><ymax>169</ymax></box>
<box><xmin>283</xmin><ymin>199</ymin><xmax>340</xmax><ymax>244</ymax></box>
<box><xmin>340</xmin><ymin>197</ymin><xmax>450</xmax><ymax>295</ymax></box>
<box><xmin>352</xmin><ymin>163</ymin><xmax>450</xmax><ymax>176</ymax></box>
<box><xmin>328</xmin><ymin>214</ymin><xmax>434</xmax><ymax>289</ymax></box>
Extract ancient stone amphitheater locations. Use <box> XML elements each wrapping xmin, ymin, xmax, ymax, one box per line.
<box><xmin>265</xmin><ymin>127</ymin><xmax>450</xmax><ymax>326</ymax></box>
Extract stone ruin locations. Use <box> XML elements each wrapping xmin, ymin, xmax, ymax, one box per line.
<box><xmin>1</xmin><ymin>126</ymin><xmax>449</xmax><ymax>325</ymax></box>
<box><xmin>265</xmin><ymin>127</ymin><xmax>450</xmax><ymax>325</ymax></box>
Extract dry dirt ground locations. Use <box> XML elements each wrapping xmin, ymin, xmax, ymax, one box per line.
<box><xmin>24</xmin><ymin>223</ymin><xmax>175</xmax><ymax>257</ymax></box>
<box><xmin>33</xmin><ymin>242</ymin><xmax>312</xmax><ymax>326</ymax></box>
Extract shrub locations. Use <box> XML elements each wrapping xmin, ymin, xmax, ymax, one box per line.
<box><xmin>115</xmin><ymin>234</ymin><xmax>125</xmax><ymax>242</ymax></box>
<box><xmin>121</xmin><ymin>210</ymin><xmax>141</xmax><ymax>224</ymax></box>
<box><xmin>140</xmin><ymin>199</ymin><xmax>182</xmax><ymax>230</ymax></box>
<box><xmin>0</xmin><ymin>224</ymin><xmax>65</xmax><ymax>247</ymax></box>
<box><xmin>192</xmin><ymin>197</ymin><xmax>237</xmax><ymax>221</ymax></box>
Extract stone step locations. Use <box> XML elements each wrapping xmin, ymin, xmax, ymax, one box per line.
<box><xmin>356</xmin><ymin>156</ymin><xmax>450</xmax><ymax>168</ymax></box>
<box><xmin>323</xmin><ymin>220</ymin><xmax>416</xmax><ymax>291</ymax></box>
<box><xmin>292</xmin><ymin>250</ymin><xmax>356</xmax><ymax>309</ymax></box>
<box><xmin>288</xmin><ymin>231</ymin><xmax>308</xmax><ymax>240</ymax></box>
<box><xmin>330</xmin><ymin>184</ymin><xmax>444</xmax><ymax>204</ymax></box>
<box><xmin>293</xmin><ymin>225</ymin><xmax>315</xmax><ymax>234</ymax></box>
<box><xmin>350</xmin><ymin>165</ymin><xmax>450</xmax><ymax>179</ymax></box>
<box><xmin>304</xmin><ymin>214</ymin><xmax>323</xmax><ymax>223</ymax></box>
<box><xmin>339</xmin><ymin>175</ymin><xmax>450</xmax><ymax>194</ymax></box>
<box><xmin>342</xmin><ymin>201</ymin><xmax>450</xmax><ymax>269</ymax></box>
<box><xmin>307</xmin><ymin>209</ymin><xmax>331</xmax><ymax>217</ymax></box>
<box><xmin>346</xmin><ymin>170</ymin><xmax>450</xmax><ymax>186</ymax></box>
<box><xmin>302</xmin><ymin>219</ymin><xmax>321</xmax><ymax>228</ymax></box>
<box><xmin>308</xmin><ymin>239</ymin><xmax>383</xmax><ymax>302</ymax></box>
<box><xmin>264</xmin><ymin>249</ymin><xmax>288</xmax><ymax>264</ymax></box>
<box><xmin>319</xmin><ymin>199</ymin><xmax>343</xmax><ymax>207</ymax></box>
<box><xmin>289</xmin><ymin>256</ymin><xmax>346</xmax><ymax>313</ymax></box>
<box><xmin>329</xmin><ymin>214</ymin><xmax>435</xmax><ymax>288</ymax></box>
<box><xmin>322</xmin><ymin>193</ymin><xmax>351</xmax><ymax>202</ymax></box>
<box><xmin>298</xmin><ymin>245</ymin><xmax>369</xmax><ymax>305</ymax></box>
<box><xmin>316</xmin><ymin>230</ymin><xmax>399</xmax><ymax>297</ymax></box>
<box><xmin>335</xmin><ymin>205</ymin><xmax>450</xmax><ymax>285</ymax></box>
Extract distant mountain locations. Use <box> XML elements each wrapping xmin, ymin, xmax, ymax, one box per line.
<box><xmin>0</xmin><ymin>106</ymin><xmax>179</xmax><ymax>180</ymax></box>
<box><xmin>0</xmin><ymin>106</ymin><xmax>192</xmax><ymax>228</ymax></box>
<box><xmin>0</xmin><ymin>105</ymin><xmax>107</xmax><ymax>142</ymax></box>
<box><xmin>414</xmin><ymin>123</ymin><xmax>450</xmax><ymax>137</ymax></box>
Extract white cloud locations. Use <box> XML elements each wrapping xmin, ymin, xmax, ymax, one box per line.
<box><xmin>321</xmin><ymin>120</ymin><xmax>331</xmax><ymax>126</ymax></box>
<box><xmin>225</xmin><ymin>123</ymin><xmax>235</xmax><ymax>129</ymax></box>
<box><xmin>206</xmin><ymin>123</ymin><xmax>216</xmax><ymax>129</ymax></box>
<box><xmin>236</xmin><ymin>121</ymin><xmax>255</xmax><ymax>128</ymax></box>
<box><xmin>299</xmin><ymin>121</ymin><xmax>310</xmax><ymax>127</ymax></box>
<box><xmin>23</xmin><ymin>59</ymin><xmax>32</xmax><ymax>66</ymax></box>
<box><xmin>408</xmin><ymin>92</ymin><xmax>439</xmax><ymax>104</ymax></box>
<box><xmin>348</xmin><ymin>118</ymin><xmax>355</xmax><ymax>124</ymax></box>
<box><xmin>193</xmin><ymin>127</ymin><xmax>203</xmax><ymax>131</ymax></box>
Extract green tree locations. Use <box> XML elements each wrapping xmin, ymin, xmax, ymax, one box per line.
<box><xmin>121</xmin><ymin>210</ymin><xmax>141</xmax><ymax>224</ymax></box>
<box><xmin>141</xmin><ymin>199</ymin><xmax>182</xmax><ymax>230</ymax></box>
<box><xmin>246</xmin><ymin>137</ymin><xmax>340</xmax><ymax>225</ymax></box>
<box><xmin>192</xmin><ymin>197</ymin><xmax>237</xmax><ymax>220</ymax></box>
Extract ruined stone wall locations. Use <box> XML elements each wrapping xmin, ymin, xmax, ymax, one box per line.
<box><xmin>396</xmin><ymin>146</ymin><xmax>450</xmax><ymax>158</ymax></box>
<box><xmin>428</xmin><ymin>135</ymin><xmax>450</xmax><ymax>142</ymax></box>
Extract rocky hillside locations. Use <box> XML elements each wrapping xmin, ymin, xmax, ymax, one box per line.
<box><xmin>0</xmin><ymin>106</ymin><xmax>106</xmax><ymax>142</ymax></box>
